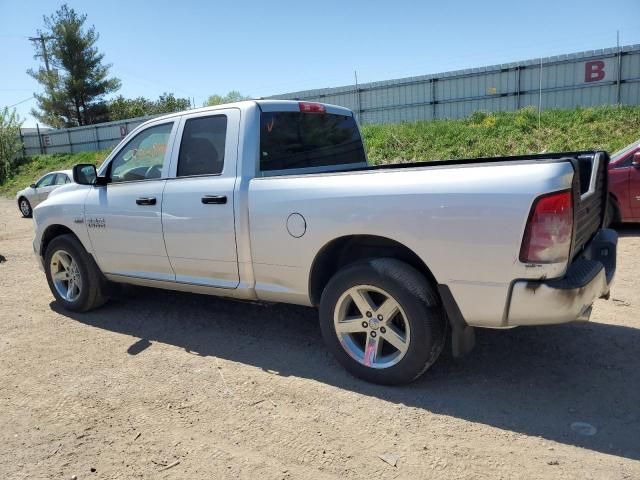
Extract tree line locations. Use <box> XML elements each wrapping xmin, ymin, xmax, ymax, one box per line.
<box><xmin>25</xmin><ymin>4</ymin><xmax>249</xmax><ymax>128</ymax></box>
<box><xmin>0</xmin><ymin>4</ymin><xmax>251</xmax><ymax>182</ymax></box>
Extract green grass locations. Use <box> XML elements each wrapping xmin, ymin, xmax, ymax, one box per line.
<box><xmin>0</xmin><ymin>150</ymin><xmax>109</xmax><ymax>198</ymax></box>
<box><xmin>2</xmin><ymin>105</ymin><xmax>640</xmax><ymax>197</ymax></box>
<box><xmin>362</xmin><ymin>105</ymin><xmax>640</xmax><ymax>164</ymax></box>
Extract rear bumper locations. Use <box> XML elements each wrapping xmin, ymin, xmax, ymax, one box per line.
<box><xmin>507</xmin><ymin>228</ymin><xmax>617</xmax><ymax>326</ymax></box>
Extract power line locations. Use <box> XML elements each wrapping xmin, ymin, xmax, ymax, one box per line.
<box><xmin>7</xmin><ymin>97</ymin><xmax>35</xmax><ymax>108</ymax></box>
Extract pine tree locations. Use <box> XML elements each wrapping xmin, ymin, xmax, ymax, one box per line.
<box><xmin>28</xmin><ymin>4</ymin><xmax>121</xmax><ymax>127</ymax></box>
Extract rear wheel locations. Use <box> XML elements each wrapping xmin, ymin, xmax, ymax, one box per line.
<box><xmin>319</xmin><ymin>258</ymin><xmax>446</xmax><ymax>385</ymax></box>
<box><xmin>18</xmin><ymin>197</ymin><xmax>32</xmax><ymax>218</ymax></box>
<box><xmin>44</xmin><ymin>234</ymin><xmax>109</xmax><ymax>312</ymax></box>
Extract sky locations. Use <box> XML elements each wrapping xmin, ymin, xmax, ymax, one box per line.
<box><xmin>1</xmin><ymin>0</ymin><xmax>639</xmax><ymax>127</ymax></box>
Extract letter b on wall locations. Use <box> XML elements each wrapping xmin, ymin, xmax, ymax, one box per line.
<box><xmin>584</xmin><ymin>60</ymin><xmax>606</xmax><ymax>82</ymax></box>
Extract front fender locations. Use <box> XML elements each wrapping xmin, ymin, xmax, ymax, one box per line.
<box><xmin>33</xmin><ymin>186</ymin><xmax>93</xmax><ymax>258</ymax></box>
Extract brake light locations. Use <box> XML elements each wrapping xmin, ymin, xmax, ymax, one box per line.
<box><xmin>298</xmin><ymin>102</ymin><xmax>326</xmax><ymax>113</ymax></box>
<box><xmin>520</xmin><ymin>190</ymin><xmax>573</xmax><ymax>263</ymax></box>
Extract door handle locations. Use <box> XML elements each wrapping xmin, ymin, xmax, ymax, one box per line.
<box><xmin>136</xmin><ymin>197</ymin><xmax>157</xmax><ymax>205</ymax></box>
<box><xmin>201</xmin><ymin>195</ymin><xmax>227</xmax><ymax>205</ymax></box>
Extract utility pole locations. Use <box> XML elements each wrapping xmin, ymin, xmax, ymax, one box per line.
<box><xmin>616</xmin><ymin>30</ymin><xmax>622</xmax><ymax>104</ymax></box>
<box><xmin>29</xmin><ymin>34</ymin><xmax>55</xmax><ymax>86</ymax></box>
<box><xmin>538</xmin><ymin>57</ymin><xmax>543</xmax><ymax>128</ymax></box>
<box><xmin>354</xmin><ymin>71</ymin><xmax>362</xmax><ymax>124</ymax></box>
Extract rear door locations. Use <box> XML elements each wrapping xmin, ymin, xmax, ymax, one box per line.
<box><xmin>161</xmin><ymin>109</ymin><xmax>240</xmax><ymax>287</ymax></box>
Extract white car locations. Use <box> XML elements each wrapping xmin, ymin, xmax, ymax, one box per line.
<box><xmin>16</xmin><ymin>169</ymin><xmax>74</xmax><ymax>218</ymax></box>
<box><xmin>31</xmin><ymin>101</ymin><xmax>617</xmax><ymax>385</ymax></box>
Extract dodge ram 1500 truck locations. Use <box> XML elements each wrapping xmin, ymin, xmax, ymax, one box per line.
<box><xmin>32</xmin><ymin>100</ymin><xmax>617</xmax><ymax>385</ymax></box>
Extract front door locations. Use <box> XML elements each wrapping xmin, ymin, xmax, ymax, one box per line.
<box><xmin>84</xmin><ymin>120</ymin><xmax>178</xmax><ymax>281</ymax></box>
<box><xmin>34</xmin><ymin>173</ymin><xmax>57</xmax><ymax>205</ymax></box>
<box><xmin>161</xmin><ymin>109</ymin><xmax>240</xmax><ymax>287</ymax></box>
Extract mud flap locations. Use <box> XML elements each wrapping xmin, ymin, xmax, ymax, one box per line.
<box><xmin>437</xmin><ymin>284</ymin><xmax>476</xmax><ymax>358</ymax></box>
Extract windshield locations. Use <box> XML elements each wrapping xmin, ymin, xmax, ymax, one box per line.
<box><xmin>611</xmin><ymin>140</ymin><xmax>640</xmax><ymax>160</ymax></box>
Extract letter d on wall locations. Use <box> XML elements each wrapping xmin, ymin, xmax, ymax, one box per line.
<box><xmin>585</xmin><ymin>60</ymin><xmax>606</xmax><ymax>82</ymax></box>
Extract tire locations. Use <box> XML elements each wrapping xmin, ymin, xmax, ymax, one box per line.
<box><xmin>18</xmin><ymin>197</ymin><xmax>32</xmax><ymax>218</ymax></box>
<box><xmin>319</xmin><ymin>258</ymin><xmax>446</xmax><ymax>385</ymax></box>
<box><xmin>605</xmin><ymin>197</ymin><xmax>620</xmax><ymax>227</ymax></box>
<box><xmin>44</xmin><ymin>234</ymin><xmax>109</xmax><ymax>312</ymax></box>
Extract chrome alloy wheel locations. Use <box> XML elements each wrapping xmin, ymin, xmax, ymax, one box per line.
<box><xmin>19</xmin><ymin>199</ymin><xmax>30</xmax><ymax>216</ymax></box>
<box><xmin>333</xmin><ymin>285</ymin><xmax>411</xmax><ymax>369</ymax></box>
<box><xmin>50</xmin><ymin>250</ymin><xmax>82</xmax><ymax>302</ymax></box>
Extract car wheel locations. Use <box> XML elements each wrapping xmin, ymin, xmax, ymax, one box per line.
<box><xmin>319</xmin><ymin>258</ymin><xmax>446</xmax><ymax>385</ymax></box>
<box><xmin>605</xmin><ymin>197</ymin><xmax>620</xmax><ymax>227</ymax></box>
<box><xmin>44</xmin><ymin>234</ymin><xmax>109</xmax><ymax>312</ymax></box>
<box><xmin>18</xmin><ymin>197</ymin><xmax>32</xmax><ymax>218</ymax></box>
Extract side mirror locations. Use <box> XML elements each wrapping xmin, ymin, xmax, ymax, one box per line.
<box><xmin>30</xmin><ymin>183</ymin><xmax>37</xmax><ymax>189</ymax></box>
<box><xmin>72</xmin><ymin>164</ymin><xmax>106</xmax><ymax>185</ymax></box>
<box><xmin>633</xmin><ymin>152</ymin><xmax>640</xmax><ymax>168</ymax></box>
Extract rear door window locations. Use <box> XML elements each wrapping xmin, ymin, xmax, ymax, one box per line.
<box><xmin>177</xmin><ymin>115</ymin><xmax>227</xmax><ymax>177</ymax></box>
<box><xmin>259</xmin><ymin>112</ymin><xmax>366</xmax><ymax>172</ymax></box>
<box><xmin>54</xmin><ymin>174</ymin><xmax>67</xmax><ymax>185</ymax></box>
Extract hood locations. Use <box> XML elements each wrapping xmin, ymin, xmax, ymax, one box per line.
<box><xmin>16</xmin><ymin>186</ymin><xmax>35</xmax><ymax>199</ymax></box>
<box><xmin>47</xmin><ymin>183</ymin><xmax>81</xmax><ymax>199</ymax></box>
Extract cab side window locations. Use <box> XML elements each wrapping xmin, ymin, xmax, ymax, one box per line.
<box><xmin>36</xmin><ymin>174</ymin><xmax>55</xmax><ymax>187</ymax></box>
<box><xmin>619</xmin><ymin>151</ymin><xmax>637</xmax><ymax>169</ymax></box>
<box><xmin>177</xmin><ymin>115</ymin><xmax>227</xmax><ymax>177</ymax></box>
<box><xmin>110</xmin><ymin>123</ymin><xmax>173</xmax><ymax>183</ymax></box>
<box><xmin>54</xmin><ymin>174</ymin><xmax>68</xmax><ymax>185</ymax></box>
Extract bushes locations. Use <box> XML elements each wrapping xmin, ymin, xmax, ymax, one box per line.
<box><xmin>0</xmin><ymin>150</ymin><xmax>108</xmax><ymax>197</ymax></box>
<box><xmin>2</xmin><ymin>105</ymin><xmax>640</xmax><ymax>197</ymax></box>
<box><xmin>0</xmin><ymin>107</ymin><xmax>23</xmax><ymax>183</ymax></box>
<box><xmin>362</xmin><ymin>105</ymin><xmax>640</xmax><ymax>164</ymax></box>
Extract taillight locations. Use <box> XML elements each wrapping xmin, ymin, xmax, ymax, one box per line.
<box><xmin>298</xmin><ymin>101</ymin><xmax>326</xmax><ymax>113</ymax></box>
<box><xmin>520</xmin><ymin>190</ymin><xmax>573</xmax><ymax>263</ymax></box>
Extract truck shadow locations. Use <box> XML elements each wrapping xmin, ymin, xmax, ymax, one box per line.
<box><xmin>52</xmin><ymin>287</ymin><xmax>640</xmax><ymax>461</ymax></box>
<box><xmin>613</xmin><ymin>223</ymin><xmax>640</xmax><ymax>237</ymax></box>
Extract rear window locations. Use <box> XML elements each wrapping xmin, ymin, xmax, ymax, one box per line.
<box><xmin>259</xmin><ymin>112</ymin><xmax>366</xmax><ymax>172</ymax></box>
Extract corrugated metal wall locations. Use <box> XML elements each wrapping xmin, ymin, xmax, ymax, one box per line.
<box><xmin>20</xmin><ymin>115</ymin><xmax>158</xmax><ymax>157</ymax></box>
<box><xmin>19</xmin><ymin>45</ymin><xmax>640</xmax><ymax>157</ymax></box>
<box><xmin>272</xmin><ymin>44</ymin><xmax>640</xmax><ymax>125</ymax></box>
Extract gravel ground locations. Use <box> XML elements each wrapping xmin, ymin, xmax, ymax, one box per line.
<box><xmin>0</xmin><ymin>197</ymin><xmax>638</xmax><ymax>479</ymax></box>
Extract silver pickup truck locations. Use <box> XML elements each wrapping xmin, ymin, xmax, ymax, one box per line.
<box><xmin>32</xmin><ymin>100</ymin><xmax>617</xmax><ymax>384</ymax></box>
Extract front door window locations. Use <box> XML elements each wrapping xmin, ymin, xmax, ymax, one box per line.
<box><xmin>109</xmin><ymin>123</ymin><xmax>173</xmax><ymax>183</ymax></box>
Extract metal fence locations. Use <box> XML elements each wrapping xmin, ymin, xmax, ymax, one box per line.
<box><xmin>19</xmin><ymin>44</ymin><xmax>640</xmax><ymax>157</ymax></box>
<box><xmin>19</xmin><ymin>114</ymin><xmax>160</xmax><ymax>158</ymax></box>
<box><xmin>273</xmin><ymin>44</ymin><xmax>640</xmax><ymax>125</ymax></box>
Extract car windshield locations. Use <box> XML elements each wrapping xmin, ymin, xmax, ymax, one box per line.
<box><xmin>611</xmin><ymin>140</ymin><xmax>640</xmax><ymax>159</ymax></box>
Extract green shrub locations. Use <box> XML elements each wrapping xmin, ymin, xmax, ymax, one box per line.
<box><xmin>0</xmin><ymin>150</ymin><xmax>109</xmax><ymax>197</ymax></box>
<box><xmin>0</xmin><ymin>107</ymin><xmax>23</xmax><ymax>183</ymax></box>
<box><xmin>2</xmin><ymin>105</ymin><xmax>640</xmax><ymax>197</ymax></box>
<box><xmin>363</xmin><ymin>105</ymin><xmax>640</xmax><ymax>163</ymax></box>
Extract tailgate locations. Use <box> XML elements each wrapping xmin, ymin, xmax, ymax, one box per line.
<box><xmin>571</xmin><ymin>152</ymin><xmax>609</xmax><ymax>260</ymax></box>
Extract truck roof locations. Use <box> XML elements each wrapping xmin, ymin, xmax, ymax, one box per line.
<box><xmin>145</xmin><ymin>100</ymin><xmax>353</xmax><ymax>125</ymax></box>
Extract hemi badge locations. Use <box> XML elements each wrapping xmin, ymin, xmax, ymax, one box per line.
<box><xmin>74</xmin><ymin>217</ymin><xmax>84</xmax><ymax>224</ymax></box>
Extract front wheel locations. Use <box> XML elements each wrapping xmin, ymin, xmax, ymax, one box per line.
<box><xmin>319</xmin><ymin>258</ymin><xmax>446</xmax><ymax>385</ymax></box>
<box><xmin>18</xmin><ymin>197</ymin><xmax>32</xmax><ymax>218</ymax></box>
<box><xmin>44</xmin><ymin>234</ymin><xmax>108</xmax><ymax>312</ymax></box>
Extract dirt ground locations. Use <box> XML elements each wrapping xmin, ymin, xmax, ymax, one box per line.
<box><xmin>0</xmin><ymin>197</ymin><xmax>638</xmax><ymax>480</ymax></box>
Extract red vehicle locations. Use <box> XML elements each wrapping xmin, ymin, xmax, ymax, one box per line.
<box><xmin>607</xmin><ymin>140</ymin><xmax>640</xmax><ymax>224</ymax></box>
